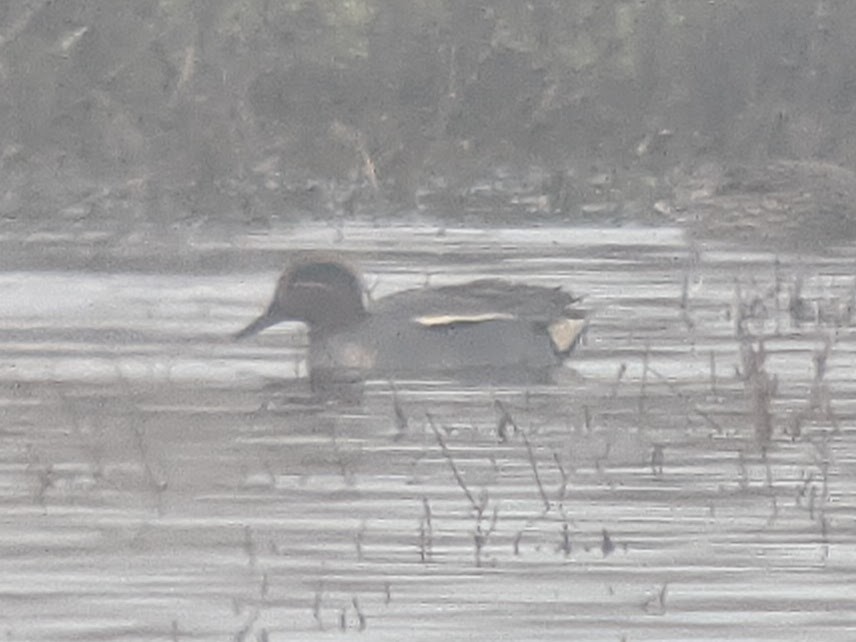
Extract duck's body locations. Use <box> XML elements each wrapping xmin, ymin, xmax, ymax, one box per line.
<box><xmin>235</xmin><ymin>259</ymin><xmax>586</xmax><ymax>383</ymax></box>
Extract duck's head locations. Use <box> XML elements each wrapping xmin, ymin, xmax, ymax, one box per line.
<box><xmin>235</xmin><ymin>258</ymin><xmax>366</xmax><ymax>339</ymax></box>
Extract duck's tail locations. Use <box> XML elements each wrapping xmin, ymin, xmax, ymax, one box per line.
<box><xmin>548</xmin><ymin>309</ymin><xmax>588</xmax><ymax>356</ymax></box>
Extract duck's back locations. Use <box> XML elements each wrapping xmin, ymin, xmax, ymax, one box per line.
<box><xmin>372</xmin><ymin>279</ymin><xmax>576</xmax><ymax>324</ymax></box>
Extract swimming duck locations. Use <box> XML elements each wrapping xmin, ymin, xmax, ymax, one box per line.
<box><xmin>235</xmin><ymin>258</ymin><xmax>587</xmax><ymax>383</ymax></box>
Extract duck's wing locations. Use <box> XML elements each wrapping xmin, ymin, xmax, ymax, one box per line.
<box><xmin>373</xmin><ymin>279</ymin><xmax>581</xmax><ymax>325</ymax></box>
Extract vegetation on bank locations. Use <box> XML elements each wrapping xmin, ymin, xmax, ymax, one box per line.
<box><xmin>2</xmin><ymin>1</ymin><xmax>855</xmax><ymax>224</ymax></box>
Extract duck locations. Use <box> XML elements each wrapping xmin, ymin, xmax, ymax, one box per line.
<box><xmin>235</xmin><ymin>257</ymin><xmax>587</xmax><ymax>384</ymax></box>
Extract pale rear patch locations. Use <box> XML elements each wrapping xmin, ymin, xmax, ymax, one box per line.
<box><xmin>414</xmin><ymin>312</ymin><xmax>516</xmax><ymax>326</ymax></box>
<box><xmin>548</xmin><ymin>318</ymin><xmax>587</xmax><ymax>354</ymax></box>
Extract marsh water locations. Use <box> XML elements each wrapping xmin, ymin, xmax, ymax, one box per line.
<box><xmin>1</xmin><ymin>223</ymin><xmax>855</xmax><ymax>640</ymax></box>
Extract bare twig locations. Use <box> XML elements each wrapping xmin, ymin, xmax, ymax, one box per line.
<box><xmin>232</xmin><ymin>609</ymin><xmax>259</xmax><ymax>642</ymax></box>
<box><xmin>643</xmin><ymin>583</ymin><xmax>669</xmax><ymax>614</ymax></box>
<box><xmin>520</xmin><ymin>429</ymin><xmax>550</xmax><ymax>512</ymax></box>
<box><xmin>419</xmin><ymin>496</ymin><xmax>433</xmax><ymax>563</ymax></box>
<box><xmin>391</xmin><ymin>381</ymin><xmax>408</xmax><ymax>440</ymax></box>
<box><xmin>355</xmin><ymin>522</ymin><xmax>365</xmax><ymax>562</ymax></box>
<box><xmin>639</xmin><ymin>343</ymin><xmax>650</xmax><ymax>417</ymax></box>
<box><xmin>129</xmin><ymin>423</ymin><xmax>168</xmax><ymax>513</ymax></box>
<box><xmin>709</xmin><ymin>350</ymin><xmax>717</xmax><ymax>395</ymax></box>
<box><xmin>557</xmin><ymin>522</ymin><xmax>572</xmax><ymax>556</ymax></box>
<box><xmin>494</xmin><ymin>400</ymin><xmax>518</xmax><ymax>443</ymax></box>
<box><xmin>352</xmin><ymin>597</ymin><xmax>367</xmax><ymax>632</ymax></box>
<box><xmin>428</xmin><ymin>413</ymin><xmax>498</xmax><ymax>567</ymax></box>
<box><xmin>243</xmin><ymin>525</ymin><xmax>256</xmax><ymax>568</ymax></box>
<box><xmin>601</xmin><ymin>528</ymin><xmax>615</xmax><ymax>557</ymax></box>
<box><xmin>313</xmin><ymin>582</ymin><xmax>324</xmax><ymax>630</ymax></box>
<box><xmin>651</xmin><ymin>444</ymin><xmax>664</xmax><ymax>477</ymax></box>
<box><xmin>553</xmin><ymin>452</ymin><xmax>569</xmax><ymax>502</ymax></box>
<box><xmin>427</xmin><ymin>413</ymin><xmax>478</xmax><ymax>510</ymax></box>
<box><xmin>680</xmin><ymin>273</ymin><xmax>695</xmax><ymax>332</ymax></box>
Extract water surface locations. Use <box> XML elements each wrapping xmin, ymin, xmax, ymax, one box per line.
<box><xmin>0</xmin><ymin>224</ymin><xmax>854</xmax><ymax>640</ymax></box>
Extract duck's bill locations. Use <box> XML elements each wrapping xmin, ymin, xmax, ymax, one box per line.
<box><xmin>233</xmin><ymin>312</ymin><xmax>278</xmax><ymax>340</ymax></box>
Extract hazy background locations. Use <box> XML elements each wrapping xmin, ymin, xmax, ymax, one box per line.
<box><xmin>3</xmin><ymin>4</ymin><xmax>856</xmax><ymax>640</ymax></box>
<box><xmin>3</xmin><ymin>0</ymin><xmax>856</xmax><ymax>237</ymax></box>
